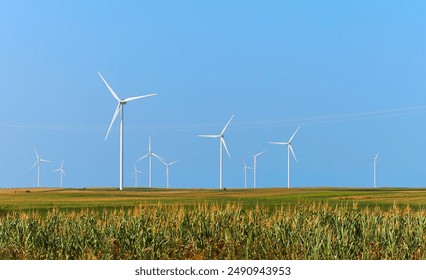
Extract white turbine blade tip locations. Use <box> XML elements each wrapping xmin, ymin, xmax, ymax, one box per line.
<box><xmin>34</xmin><ymin>148</ymin><xmax>39</xmax><ymax>159</ymax></box>
<box><xmin>289</xmin><ymin>125</ymin><xmax>301</xmax><ymax>142</ymax></box>
<box><xmin>98</xmin><ymin>72</ymin><xmax>121</xmax><ymax>101</ymax></box>
<box><xmin>255</xmin><ymin>150</ymin><xmax>266</xmax><ymax>157</ymax></box>
<box><xmin>105</xmin><ymin>103</ymin><xmax>121</xmax><ymax>140</ymax></box>
<box><xmin>198</xmin><ymin>134</ymin><xmax>220</xmax><ymax>138</ymax></box>
<box><xmin>269</xmin><ymin>142</ymin><xmax>287</xmax><ymax>145</ymax></box>
<box><xmin>221</xmin><ymin>114</ymin><xmax>234</xmax><ymax>136</ymax></box>
<box><xmin>152</xmin><ymin>153</ymin><xmax>165</xmax><ymax>161</ymax></box>
<box><xmin>124</xmin><ymin>94</ymin><xmax>157</xmax><ymax>102</ymax></box>
<box><xmin>289</xmin><ymin>145</ymin><xmax>298</xmax><ymax>162</ymax></box>
<box><xmin>137</xmin><ymin>153</ymin><xmax>149</xmax><ymax>162</ymax></box>
<box><xmin>222</xmin><ymin>138</ymin><xmax>231</xmax><ymax>159</ymax></box>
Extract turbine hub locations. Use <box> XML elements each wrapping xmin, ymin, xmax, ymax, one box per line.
<box><xmin>120</xmin><ymin>100</ymin><xmax>127</xmax><ymax>105</ymax></box>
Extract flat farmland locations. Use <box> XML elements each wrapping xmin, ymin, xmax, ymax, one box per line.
<box><xmin>1</xmin><ymin>187</ymin><xmax>426</xmax><ymax>213</ymax></box>
<box><xmin>2</xmin><ymin>187</ymin><xmax>426</xmax><ymax>260</ymax></box>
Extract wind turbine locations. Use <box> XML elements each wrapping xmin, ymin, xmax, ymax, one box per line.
<box><xmin>198</xmin><ymin>115</ymin><xmax>234</xmax><ymax>189</ymax></box>
<box><xmin>269</xmin><ymin>126</ymin><xmax>301</xmax><ymax>189</ymax></box>
<box><xmin>98</xmin><ymin>71</ymin><xmax>157</xmax><ymax>191</ymax></box>
<box><xmin>372</xmin><ymin>152</ymin><xmax>379</xmax><ymax>189</ymax></box>
<box><xmin>253</xmin><ymin>150</ymin><xmax>265</xmax><ymax>189</ymax></box>
<box><xmin>131</xmin><ymin>164</ymin><xmax>143</xmax><ymax>188</ymax></box>
<box><xmin>160</xmin><ymin>159</ymin><xmax>178</xmax><ymax>188</ymax></box>
<box><xmin>242</xmin><ymin>161</ymin><xmax>253</xmax><ymax>189</ymax></box>
<box><xmin>31</xmin><ymin>148</ymin><xmax>51</xmax><ymax>188</ymax></box>
<box><xmin>53</xmin><ymin>160</ymin><xmax>66</xmax><ymax>188</ymax></box>
<box><xmin>137</xmin><ymin>137</ymin><xmax>164</xmax><ymax>188</ymax></box>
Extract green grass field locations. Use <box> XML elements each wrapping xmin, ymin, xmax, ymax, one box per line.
<box><xmin>1</xmin><ymin>187</ymin><xmax>426</xmax><ymax>213</ymax></box>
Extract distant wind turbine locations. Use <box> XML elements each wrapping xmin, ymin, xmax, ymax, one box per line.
<box><xmin>131</xmin><ymin>164</ymin><xmax>143</xmax><ymax>188</ymax></box>
<box><xmin>137</xmin><ymin>137</ymin><xmax>164</xmax><ymax>188</ymax></box>
<box><xmin>198</xmin><ymin>115</ymin><xmax>234</xmax><ymax>189</ymax></box>
<box><xmin>160</xmin><ymin>159</ymin><xmax>178</xmax><ymax>188</ymax></box>
<box><xmin>372</xmin><ymin>152</ymin><xmax>379</xmax><ymax>189</ymax></box>
<box><xmin>53</xmin><ymin>160</ymin><xmax>66</xmax><ymax>188</ymax></box>
<box><xmin>242</xmin><ymin>161</ymin><xmax>253</xmax><ymax>189</ymax></box>
<box><xmin>269</xmin><ymin>126</ymin><xmax>301</xmax><ymax>189</ymax></box>
<box><xmin>31</xmin><ymin>148</ymin><xmax>51</xmax><ymax>188</ymax></box>
<box><xmin>253</xmin><ymin>150</ymin><xmax>265</xmax><ymax>189</ymax></box>
<box><xmin>98</xmin><ymin>71</ymin><xmax>157</xmax><ymax>191</ymax></box>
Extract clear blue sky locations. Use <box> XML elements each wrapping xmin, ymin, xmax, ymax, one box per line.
<box><xmin>1</xmin><ymin>1</ymin><xmax>426</xmax><ymax>189</ymax></box>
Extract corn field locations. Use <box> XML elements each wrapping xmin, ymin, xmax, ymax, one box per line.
<box><xmin>1</xmin><ymin>202</ymin><xmax>426</xmax><ymax>260</ymax></box>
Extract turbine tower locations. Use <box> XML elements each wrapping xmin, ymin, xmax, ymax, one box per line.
<box><xmin>160</xmin><ymin>159</ymin><xmax>178</xmax><ymax>188</ymax></box>
<box><xmin>137</xmin><ymin>137</ymin><xmax>164</xmax><ymax>188</ymax></box>
<box><xmin>269</xmin><ymin>126</ymin><xmax>301</xmax><ymax>189</ymax></box>
<box><xmin>372</xmin><ymin>152</ymin><xmax>379</xmax><ymax>189</ymax></box>
<box><xmin>253</xmin><ymin>150</ymin><xmax>265</xmax><ymax>188</ymax></box>
<box><xmin>198</xmin><ymin>115</ymin><xmax>234</xmax><ymax>189</ymax></box>
<box><xmin>98</xmin><ymin>71</ymin><xmax>157</xmax><ymax>191</ymax></box>
<box><xmin>242</xmin><ymin>161</ymin><xmax>253</xmax><ymax>189</ymax></box>
<box><xmin>131</xmin><ymin>164</ymin><xmax>143</xmax><ymax>188</ymax></box>
<box><xmin>53</xmin><ymin>160</ymin><xmax>66</xmax><ymax>188</ymax></box>
<box><xmin>31</xmin><ymin>148</ymin><xmax>50</xmax><ymax>188</ymax></box>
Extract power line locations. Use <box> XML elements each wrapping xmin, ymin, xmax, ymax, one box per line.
<box><xmin>2</xmin><ymin>105</ymin><xmax>426</xmax><ymax>132</ymax></box>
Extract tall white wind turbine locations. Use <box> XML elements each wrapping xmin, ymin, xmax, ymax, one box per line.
<box><xmin>137</xmin><ymin>137</ymin><xmax>164</xmax><ymax>188</ymax></box>
<box><xmin>161</xmin><ymin>159</ymin><xmax>178</xmax><ymax>188</ymax></box>
<box><xmin>53</xmin><ymin>160</ymin><xmax>66</xmax><ymax>188</ymax></box>
<box><xmin>31</xmin><ymin>148</ymin><xmax>51</xmax><ymax>188</ymax></box>
<box><xmin>131</xmin><ymin>164</ymin><xmax>143</xmax><ymax>188</ymax></box>
<box><xmin>372</xmin><ymin>152</ymin><xmax>379</xmax><ymax>189</ymax></box>
<box><xmin>253</xmin><ymin>150</ymin><xmax>265</xmax><ymax>189</ymax></box>
<box><xmin>269</xmin><ymin>126</ymin><xmax>301</xmax><ymax>189</ymax></box>
<box><xmin>198</xmin><ymin>115</ymin><xmax>234</xmax><ymax>189</ymax></box>
<box><xmin>98</xmin><ymin>71</ymin><xmax>157</xmax><ymax>191</ymax></box>
<box><xmin>242</xmin><ymin>161</ymin><xmax>253</xmax><ymax>189</ymax></box>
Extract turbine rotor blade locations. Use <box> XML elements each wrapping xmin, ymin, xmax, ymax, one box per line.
<box><xmin>34</xmin><ymin>148</ymin><xmax>40</xmax><ymax>160</ymax></box>
<box><xmin>31</xmin><ymin>161</ymin><xmax>38</xmax><ymax>169</ymax></box>
<box><xmin>220</xmin><ymin>114</ymin><xmax>234</xmax><ymax>136</ymax></box>
<box><xmin>289</xmin><ymin>125</ymin><xmax>301</xmax><ymax>143</ymax></box>
<box><xmin>169</xmin><ymin>160</ymin><xmax>178</xmax><ymax>166</ymax></box>
<box><xmin>105</xmin><ymin>103</ymin><xmax>121</xmax><ymax>141</ymax></box>
<box><xmin>137</xmin><ymin>153</ymin><xmax>150</xmax><ymax>162</ymax></box>
<box><xmin>40</xmin><ymin>159</ymin><xmax>51</xmax><ymax>163</ymax></box>
<box><xmin>269</xmin><ymin>141</ymin><xmax>288</xmax><ymax>145</ymax></box>
<box><xmin>222</xmin><ymin>138</ymin><xmax>231</xmax><ymax>159</ymax></box>
<box><xmin>123</xmin><ymin>94</ymin><xmax>157</xmax><ymax>102</ymax></box>
<box><xmin>98</xmin><ymin>71</ymin><xmax>120</xmax><ymax>101</ymax></box>
<box><xmin>198</xmin><ymin>134</ymin><xmax>220</xmax><ymax>138</ymax></box>
<box><xmin>289</xmin><ymin>144</ymin><xmax>298</xmax><ymax>162</ymax></box>
<box><xmin>255</xmin><ymin>150</ymin><xmax>266</xmax><ymax>157</ymax></box>
<box><xmin>152</xmin><ymin>152</ymin><xmax>164</xmax><ymax>162</ymax></box>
